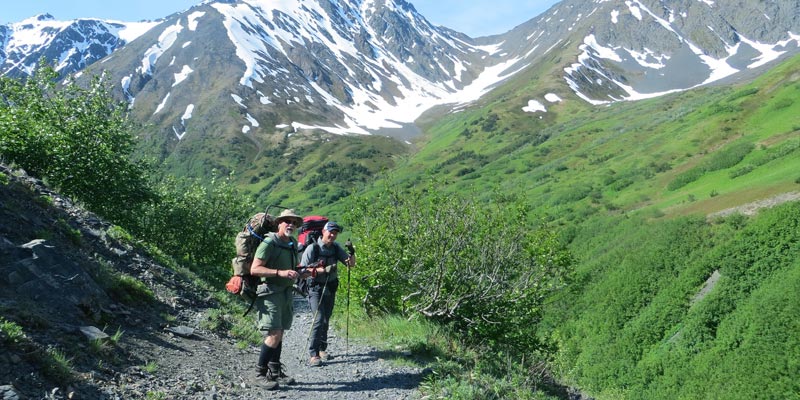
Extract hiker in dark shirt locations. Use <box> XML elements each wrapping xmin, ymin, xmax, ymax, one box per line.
<box><xmin>299</xmin><ymin>221</ymin><xmax>355</xmax><ymax>366</ymax></box>
<box><xmin>249</xmin><ymin>209</ymin><xmax>303</xmax><ymax>390</ymax></box>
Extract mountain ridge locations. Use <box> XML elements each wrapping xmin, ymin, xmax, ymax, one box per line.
<box><xmin>2</xmin><ymin>0</ymin><xmax>799</xmax><ymax>206</ymax></box>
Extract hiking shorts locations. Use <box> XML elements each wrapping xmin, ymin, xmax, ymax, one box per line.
<box><xmin>255</xmin><ymin>286</ymin><xmax>294</xmax><ymax>331</ymax></box>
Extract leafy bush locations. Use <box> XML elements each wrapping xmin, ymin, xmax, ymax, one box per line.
<box><xmin>131</xmin><ymin>172</ymin><xmax>250</xmax><ymax>283</ymax></box>
<box><xmin>346</xmin><ymin>182</ymin><xmax>573</xmax><ymax>353</ymax></box>
<box><xmin>0</xmin><ymin>61</ymin><xmax>155</xmax><ymax>227</ymax></box>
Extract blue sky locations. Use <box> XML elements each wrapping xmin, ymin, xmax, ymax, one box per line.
<box><xmin>413</xmin><ymin>0</ymin><xmax>559</xmax><ymax>37</ymax></box>
<box><xmin>3</xmin><ymin>0</ymin><xmax>560</xmax><ymax>37</ymax></box>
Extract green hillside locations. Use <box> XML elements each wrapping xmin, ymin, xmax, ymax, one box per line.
<box><xmin>324</xmin><ymin>53</ymin><xmax>800</xmax><ymax>398</ymax></box>
<box><xmin>384</xmin><ymin>54</ymin><xmax>800</xmax><ymax>225</ymax></box>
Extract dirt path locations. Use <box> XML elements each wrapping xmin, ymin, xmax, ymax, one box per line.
<box><xmin>110</xmin><ymin>296</ymin><xmax>423</xmax><ymax>399</ymax></box>
<box><xmin>707</xmin><ymin>191</ymin><xmax>800</xmax><ymax>219</ymax></box>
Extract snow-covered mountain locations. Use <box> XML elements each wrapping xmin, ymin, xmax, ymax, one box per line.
<box><xmin>81</xmin><ymin>0</ymin><xmax>514</xmax><ymax>141</ymax></box>
<box><xmin>0</xmin><ymin>14</ymin><xmax>158</xmax><ymax>78</ymax></box>
<box><xmin>3</xmin><ymin>0</ymin><xmax>799</xmax><ymax>176</ymax></box>
<box><xmin>491</xmin><ymin>0</ymin><xmax>800</xmax><ymax>105</ymax></box>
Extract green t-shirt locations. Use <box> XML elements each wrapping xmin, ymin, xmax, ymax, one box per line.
<box><xmin>254</xmin><ymin>232</ymin><xmax>297</xmax><ymax>288</ymax></box>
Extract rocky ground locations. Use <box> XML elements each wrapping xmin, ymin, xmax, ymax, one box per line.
<box><xmin>0</xmin><ymin>164</ymin><xmax>423</xmax><ymax>400</ymax></box>
<box><xmin>93</xmin><ymin>297</ymin><xmax>423</xmax><ymax>400</ymax></box>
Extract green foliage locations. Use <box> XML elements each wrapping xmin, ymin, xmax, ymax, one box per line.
<box><xmin>43</xmin><ymin>346</ymin><xmax>74</xmax><ymax>383</ymax></box>
<box><xmin>337</xmin><ymin>305</ymin><xmax>560</xmax><ymax>399</ymax></box>
<box><xmin>110</xmin><ymin>327</ymin><xmax>124</xmax><ymax>344</ymax></box>
<box><xmin>107</xmin><ymin>225</ymin><xmax>134</xmax><ymax>242</ymax></box>
<box><xmin>544</xmin><ymin>201</ymin><xmax>800</xmax><ymax>399</ymax></box>
<box><xmin>0</xmin><ymin>61</ymin><xmax>155</xmax><ymax>227</ymax></box>
<box><xmin>143</xmin><ymin>361</ymin><xmax>159</xmax><ymax>373</ymax></box>
<box><xmin>145</xmin><ymin>391</ymin><xmax>167</xmax><ymax>400</ymax></box>
<box><xmin>57</xmin><ymin>218</ymin><xmax>82</xmax><ymax>246</ymax></box>
<box><xmin>107</xmin><ymin>274</ymin><xmax>155</xmax><ymax>305</ymax></box>
<box><xmin>667</xmin><ymin>142</ymin><xmax>754</xmax><ymax>190</ymax></box>
<box><xmin>346</xmin><ymin>181</ymin><xmax>573</xmax><ymax>353</ymax></box>
<box><xmin>423</xmin><ymin>354</ymin><xmax>560</xmax><ymax>400</ymax></box>
<box><xmin>303</xmin><ymin>161</ymin><xmax>371</xmax><ymax>190</ymax></box>
<box><xmin>131</xmin><ymin>171</ymin><xmax>250</xmax><ymax>284</ymax></box>
<box><xmin>0</xmin><ymin>317</ymin><xmax>25</xmax><ymax>344</ymax></box>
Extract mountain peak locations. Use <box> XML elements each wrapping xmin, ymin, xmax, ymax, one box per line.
<box><xmin>34</xmin><ymin>13</ymin><xmax>55</xmax><ymax>22</ymax></box>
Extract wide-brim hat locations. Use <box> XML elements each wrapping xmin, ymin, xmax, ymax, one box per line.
<box><xmin>275</xmin><ymin>209</ymin><xmax>303</xmax><ymax>227</ymax></box>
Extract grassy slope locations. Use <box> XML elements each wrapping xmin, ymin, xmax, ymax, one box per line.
<box><xmin>401</xmin><ymin>54</ymin><xmax>800</xmax><ymax>225</ymax></box>
<box><xmin>336</xmin><ymin>53</ymin><xmax>800</xmax><ymax>398</ymax></box>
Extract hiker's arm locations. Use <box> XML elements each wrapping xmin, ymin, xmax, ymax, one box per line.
<box><xmin>296</xmin><ymin>246</ymin><xmax>315</xmax><ymax>278</ymax></box>
<box><xmin>338</xmin><ymin>245</ymin><xmax>355</xmax><ymax>267</ymax></box>
<box><xmin>251</xmin><ymin>257</ymin><xmax>297</xmax><ymax>279</ymax></box>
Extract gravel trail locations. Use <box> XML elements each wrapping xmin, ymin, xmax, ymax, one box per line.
<box><xmin>111</xmin><ymin>295</ymin><xmax>424</xmax><ymax>400</ymax></box>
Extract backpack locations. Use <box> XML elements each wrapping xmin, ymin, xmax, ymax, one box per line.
<box><xmin>295</xmin><ymin>216</ymin><xmax>328</xmax><ymax>296</ymax></box>
<box><xmin>225</xmin><ymin>211</ymin><xmax>278</xmax><ymax>302</ymax></box>
<box><xmin>297</xmin><ymin>216</ymin><xmax>328</xmax><ymax>253</ymax></box>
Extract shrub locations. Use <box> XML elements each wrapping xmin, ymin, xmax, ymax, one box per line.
<box><xmin>346</xmin><ymin>182</ymin><xmax>573</xmax><ymax>354</ymax></box>
<box><xmin>0</xmin><ymin>61</ymin><xmax>155</xmax><ymax>227</ymax></box>
<box><xmin>131</xmin><ymin>171</ymin><xmax>249</xmax><ymax>283</ymax></box>
<box><xmin>668</xmin><ymin>142</ymin><xmax>753</xmax><ymax>190</ymax></box>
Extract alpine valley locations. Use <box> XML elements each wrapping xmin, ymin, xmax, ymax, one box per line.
<box><xmin>3</xmin><ymin>1</ymin><xmax>800</xmax><ymax>399</ymax></box>
<box><xmin>2</xmin><ymin>0</ymin><xmax>798</xmax><ymax>208</ymax></box>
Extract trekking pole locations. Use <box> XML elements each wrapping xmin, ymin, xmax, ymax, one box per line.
<box><xmin>345</xmin><ymin>240</ymin><xmax>355</xmax><ymax>357</ymax></box>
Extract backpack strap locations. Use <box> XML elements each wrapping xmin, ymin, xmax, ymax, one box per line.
<box><xmin>247</xmin><ymin>223</ymin><xmax>267</xmax><ymax>242</ymax></box>
<box><xmin>263</xmin><ymin>232</ymin><xmax>298</xmax><ymax>270</ymax></box>
<box><xmin>312</xmin><ymin>242</ymin><xmax>320</xmax><ymax>262</ymax></box>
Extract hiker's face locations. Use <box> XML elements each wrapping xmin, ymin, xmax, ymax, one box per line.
<box><xmin>322</xmin><ymin>229</ymin><xmax>339</xmax><ymax>245</ymax></box>
<box><xmin>280</xmin><ymin>220</ymin><xmax>297</xmax><ymax>235</ymax></box>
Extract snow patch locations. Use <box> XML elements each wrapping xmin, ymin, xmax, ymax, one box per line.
<box><xmin>187</xmin><ymin>11</ymin><xmax>206</xmax><ymax>31</ymax></box>
<box><xmin>545</xmin><ymin>93</ymin><xmax>562</xmax><ymax>103</ymax></box>
<box><xmin>522</xmin><ymin>100</ymin><xmax>546</xmax><ymax>113</ymax></box>
<box><xmin>182</xmin><ymin>104</ymin><xmax>194</xmax><ymax>123</ymax></box>
<box><xmin>140</xmin><ymin>20</ymin><xmax>184</xmax><ymax>76</ymax></box>
<box><xmin>172</xmin><ymin>65</ymin><xmax>194</xmax><ymax>87</ymax></box>
<box><xmin>154</xmin><ymin>92</ymin><xmax>171</xmax><ymax>114</ymax></box>
<box><xmin>245</xmin><ymin>113</ymin><xmax>259</xmax><ymax>127</ymax></box>
<box><xmin>231</xmin><ymin>94</ymin><xmax>246</xmax><ymax>108</ymax></box>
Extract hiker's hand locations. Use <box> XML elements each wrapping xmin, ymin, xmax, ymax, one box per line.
<box><xmin>297</xmin><ymin>267</ymin><xmax>311</xmax><ymax>279</ymax></box>
<box><xmin>281</xmin><ymin>269</ymin><xmax>298</xmax><ymax>279</ymax></box>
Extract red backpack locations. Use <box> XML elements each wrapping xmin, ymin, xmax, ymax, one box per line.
<box><xmin>297</xmin><ymin>215</ymin><xmax>328</xmax><ymax>253</ymax></box>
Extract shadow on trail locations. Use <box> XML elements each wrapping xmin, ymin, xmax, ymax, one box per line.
<box><xmin>321</xmin><ymin>349</ymin><xmax>423</xmax><ymax>367</ymax></box>
<box><xmin>290</xmin><ymin>370</ymin><xmax>421</xmax><ymax>393</ymax></box>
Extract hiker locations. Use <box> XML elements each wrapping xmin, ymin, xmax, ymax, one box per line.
<box><xmin>249</xmin><ymin>208</ymin><xmax>304</xmax><ymax>389</ymax></box>
<box><xmin>299</xmin><ymin>221</ymin><xmax>355</xmax><ymax>366</ymax></box>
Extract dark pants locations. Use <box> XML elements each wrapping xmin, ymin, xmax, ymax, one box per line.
<box><xmin>307</xmin><ymin>279</ymin><xmax>338</xmax><ymax>356</ymax></box>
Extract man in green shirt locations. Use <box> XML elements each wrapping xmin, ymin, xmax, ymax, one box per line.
<box><xmin>249</xmin><ymin>208</ymin><xmax>303</xmax><ymax>390</ymax></box>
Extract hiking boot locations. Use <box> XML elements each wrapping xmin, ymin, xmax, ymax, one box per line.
<box><xmin>319</xmin><ymin>351</ymin><xmax>331</xmax><ymax>361</ymax></box>
<box><xmin>268</xmin><ymin>362</ymin><xmax>296</xmax><ymax>385</ymax></box>
<box><xmin>309</xmin><ymin>356</ymin><xmax>322</xmax><ymax>367</ymax></box>
<box><xmin>254</xmin><ymin>367</ymin><xmax>279</xmax><ymax>390</ymax></box>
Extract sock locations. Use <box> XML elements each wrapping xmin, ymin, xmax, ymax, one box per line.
<box><xmin>258</xmin><ymin>343</ymin><xmax>276</xmax><ymax>369</ymax></box>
